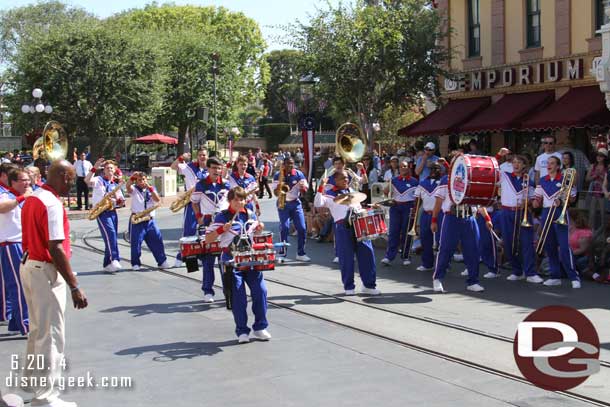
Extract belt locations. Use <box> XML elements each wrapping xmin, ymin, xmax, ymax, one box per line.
<box><xmin>424</xmin><ymin>210</ymin><xmax>434</xmax><ymax>215</ymax></box>
<box><xmin>502</xmin><ymin>206</ymin><xmax>519</xmax><ymax>211</ymax></box>
<box><xmin>395</xmin><ymin>201</ymin><xmax>413</xmax><ymax>206</ymax></box>
<box><xmin>0</xmin><ymin>241</ymin><xmax>19</xmax><ymax>247</ymax></box>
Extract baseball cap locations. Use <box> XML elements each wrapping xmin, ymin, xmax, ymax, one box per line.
<box><xmin>424</xmin><ymin>142</ymin><xmax>436</xmax><ymax>150</ymax></box>
<box><xmin>390</xmin><ymin>156</ymin><xmax>399</xmax><ymax>161</ymax></box>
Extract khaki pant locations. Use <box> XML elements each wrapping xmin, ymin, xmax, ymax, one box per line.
<box><xmin>20</xmin><ymin>260</ymin><xmax>66</xmax><ymax>406</ymax></box>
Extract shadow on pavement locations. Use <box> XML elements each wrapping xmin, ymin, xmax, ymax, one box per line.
<box><xmin>115</xmin><ymin>340</ymin><xmax>238</xmax><ymax>361</ymax></box>
<box><xmin>99</xmin><ymin>300</ymin><xmax>222</xmax><ymax>317</ymax></box>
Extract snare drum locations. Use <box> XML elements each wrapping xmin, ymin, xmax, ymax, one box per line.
<box><xmin>234</xmin><ymin>249</ymin><xmax>254</xmax><ymax>271</ymax></box>
<box><xmin>179</xmin><ymin>236</ymin><xmax>205</xmax><ymax>258</ymax></box>
<box><xmin>449</xmin><ymin>154</ymin><xmax>499</xmax><ymax>207</ymax></box>
<box><xmin>252</xmin><ymin>231</ymin><xmax>273</xmax><ymax>245</ymax></box>
<box><xmin>203</xmin><ymin>240</ymin><xmax>222</xmax><ymax>255</ymax></box>
<box><xmin>352</xmin><ymin>208</ymin><xmax>388</xmax><ymax>242</ymax></box>
<box><xmin>252</xmin><ymin>243</ymin><xmax>276</xmax><ymax>272</ymax></box>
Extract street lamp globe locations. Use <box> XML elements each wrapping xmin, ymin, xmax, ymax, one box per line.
<box><xmin>230</xmin><ymin>127</ymin><xmax>240</xmax><ymax>136</ymax></box>
<box><xmin>35</xmin><ymin>103</ymin><xmax>45</xmax><ymax>113</ymax></box>
<box><xmin>32</xmin><ymin>88</ymin><xmax>43</xmax><ymax>98</ymax></box>
<box><xmin>21</xmin><ymin>104</ymin><xmax>30</xmax><ymax>114</ymax></box>
<box><xmin>44</xmin><ymin>105</ymin><xmax>53</xmax><ymax>114</ymax></box>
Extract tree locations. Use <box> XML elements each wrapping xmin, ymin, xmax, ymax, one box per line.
<box><xmin>263</xmin><ymin>49</ymin><xmax>305</xmax><ymax>124</ymax></box>
<box><xmin>6</xmin><ymin>22</ymin><xmax>165</xmax><ymax>158</ymax></box>
<box><xmin>288</xmin><ymin>0</ymin><xmax>449</xmax><ymax>142</ymax></box>
<box><xmin>109</xmin><ymin>4</ymin><xmax>269</xmax><ymax>155</ymax></box>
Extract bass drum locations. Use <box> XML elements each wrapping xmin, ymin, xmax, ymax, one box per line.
<box><xmin>448</xmin><ymin>154</ymin><xmax>499</xmax><ymax>207</ymax></box>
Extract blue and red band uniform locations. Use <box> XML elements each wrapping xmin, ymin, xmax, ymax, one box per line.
<box><xmin>385</xmin><ymin>174</ymin><xmax>418</xmax><ymax>262</ymax></box>
<box><xmin>0</xmin><ymin>185</ymin><xmax>28</xmax><ymax>334</ymax></box>
<box><xmin>432</xmin><ymin>175</ymin><xmax>482</xmax><ymax>287</ymax></box>
<box><xmin>91</xmin><ymin>174</ymin><xmax>124</xmax><ymax>268</ymax></box>
<box><xmin>415</xmin><ymin>177</ymin><xmax>444</xmax><ymax>269</ymax></box>
<box><xmin>499</xmin><ymin>171</ymin><xmax>537</xmax><ymax>278</ymax></box>
<box><xmin>325</xmin><ymin>170</ymin><xmax>360</xmax><ymax>259</ymax></box>
<box><xmin>176</xmin><ymin>159</ymin><xmax>208</xmax><ymax>261</ymax></box>
<box><xmin>128</xmin><ymin>184</ymin><xmax>167</xmax><ymax>268</ymax></box>
<box><xmin>191</xmin><ymin>174</ymin><xmax>230</xmax><ymax>296</ymax></box>
<box><xmin>210</xmin><ymin>207</ymin><xmax>268</xmax><ymax>338</ymax></box>
<box><xmin>535</xmin><ymin>172</ymin><xmax>580</xmax><ymax>282</ymax></box>
<box><xmin>475</xmin><ymin>206</ymin><xmax>499</xmax><ymax>276</ymax></box>
<box><xmin>228</xmin><ymin>171</ymin><xmax>258</xmax><ymax>212</ymax></box>
<box><xmin>271</xmin><ymin>168</ymin><xmax>308</xmax><ymax>257</ymax></box>
<box><xmin>314</xmin><ymin>185</ymin><xmax>377</xmax><ymax>291</ymax></box>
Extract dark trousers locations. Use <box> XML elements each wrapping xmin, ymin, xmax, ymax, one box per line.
<box><xmin>258</xmin><ymin>176</ymin><xmax>272</xmax><ymax>198</ymax></box>
<box><xmin>76</xmin><ymin>177</ymin><xmax>89</xmax><ymax>209</ymax></box>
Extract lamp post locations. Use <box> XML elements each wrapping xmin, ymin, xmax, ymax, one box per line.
<box><xmin>211</xmin><ymin>53</ymin><xmax>220</xmax><ymax>155</ymax></box>
<box><xmin>21</xmin><ymin>88</ymin><xmax>53</xmax><ymax>138</ymax></box>
<box><xmin>594</xmin><ymin>0</ymin><xmax>610</xmax><ymax>108</ymax></box>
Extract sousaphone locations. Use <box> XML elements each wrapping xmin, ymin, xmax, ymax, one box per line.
<box><xmin>33</xmin><ymin>121</ymin><xmax>68</xmax><ymax>161</ymax></box>
<box><xmin>335</xmin><ymin>122</ymin><xmax>367</xmax><ymax>163</ymax></box>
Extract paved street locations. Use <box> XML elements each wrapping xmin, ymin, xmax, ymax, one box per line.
<box><xmin>0</xmin><ymin>197</ymin><xmax>608</xmax><ymax>406</ymax></box>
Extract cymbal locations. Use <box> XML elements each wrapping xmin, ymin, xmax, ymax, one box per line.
<box><xmin>334</xmin><ymin>192</ymin><xmax>367</xmax><ymax>205</ymax></box>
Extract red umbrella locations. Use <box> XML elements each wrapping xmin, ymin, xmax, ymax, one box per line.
<box><xmin>133</xmin><ymin>134</ymin><xmax>178</xmax><ymax>145</ymax></box>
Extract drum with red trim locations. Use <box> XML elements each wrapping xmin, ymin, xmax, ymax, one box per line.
<box><xmin>179</xmin><ymin>236</ymin><xmax>205</xmax><ymax>273</ymax></box>
<box><xmin>252</xmin><ymin>231</ymin><xmax>273</xmax><ymax>245</ymax></box>
<box><xmin>352</xmin><ymin>208</ymin><xmax>387</xmax><ymax>242</ymax></box>
<box><xmin>448</xmin><ymin>154</ymin><xmax>499</xmax><ymax>206</ymax></box>
<box><xmin>203</xmin><ymin>240</ymin><xmax>222</xmax><ymax>255</ymax></box>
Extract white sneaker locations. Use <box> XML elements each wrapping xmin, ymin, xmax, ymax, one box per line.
<box><xmin>483</xmin><ymin>272</ymin><xmax>498</xmax><ymax>279</ymax></box>
<box><xmin>460</xmin><ymin>270</ymin><xmax>468</xmax><ymax>277</ymax></box>
<box><xmin>332</xmin><ymin>257</ymin><xmax>339</xmax><ymax>263</ymax></box>
<box><xmin>571</xmin><ymin>280</ymin><xmax>581</xmax><ymax>289</ymax></box>
<box><xmin>237</xmin><ymin>334</ymin><xmax>249</xmax><ymax>344</ymax></box>
<box><xmin>158</xmin><ymin>261</ymin><xmax>171</xmax><ymax>268</ymax></box>
<box><xmin>344</xmin><ymin>289</ymin><xmax>356</xmax><ymax>296</ymax></box>
<box><xmin>104</xmin><ymin>264</ymin><xmax>117</xmax><ymax>274</ymax></box>
<box><xmin>290</xmin><ymin>230</ymin><xmax>298</xmax><ymax>236</ymax></box>
<box><xmin>466</xmin><ymin>283</ymin><xmax>485</xmax><ymax>292</ymax></box>
<box><xmin>416</xmin><ymin>265</ymin><xmax>434</xmax><ymax>272</ymax></box>
<box><xmin>433</xmin><ymin>279</ymin><xmax>444</xmax><ymax>293</ymax></box>
<box><xmin>543</xmin><ymin>278</ymin><xmax>562</xmax><ymax>286</ymax></box>
<box><xmin>132</xmin><ymin>265</ymin><xmax>141</xmax><ymax>271</ymax></box>
<box><xmin>202</xmin><ymin>294</ymin><xmax>215</xmax><ymax>303</ymax></box>
<box><xmin>402</xmin><ymin>259</ymin><xmax>411</xmax><ymax>266</ymax></box>
<box><xmin>361</xmin><ymin>287</ymin><xmax>381</xmax><ymax>296</ymax></box>
<box><xmin>41</xmin><ymin>398</ymin><xmax>78</xmax><ymax>407</ymax></box>
<box><xmin>380</xmin><ymin>258</ymin><xmax>391</xmax><ymax>266</ymax></box>
<box><xmin>252</xmin><ymin>329</ymin><xmax>272</xmax><ymax>341</ymax></box>
<box><xmin>111</xmin><ymin>260</ymin><xmax>122</xmax><ymax>271</ymax></box>
<box><xmin>453</xmin><ymin>253</ymin><xmax>464</xmax><ymax>262</ymax></box>
<box><xmin>296</xmin><ymin>254</ymin><xmax>311</xmax><ymax>262</ymax></box>
<box><xmin>173</xmin><ymin>258</ymin><xmax>184</xmax><ymax>268</ymax></box>
<box><xmin>526</xmin><ymin>275</ymin><xmax>544</xmax><ymax>284</ymax></box>
<box><xmin>506</xmin><ymin>274</ymin><xmax>525</xmax><ymax>281</ymax></box>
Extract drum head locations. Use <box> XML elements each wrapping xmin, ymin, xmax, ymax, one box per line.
<box><xmin>179</xmin><ymin>236</ymin><xmax>199</xmax><ymax>243</ymax></box>
<box><xmin>449</xmin><ymin>154</ymin><xmax>469</xmax><ymax>205</ymax></box>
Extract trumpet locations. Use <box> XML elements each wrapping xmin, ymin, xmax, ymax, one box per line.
<box><xmin>536</xmin><ymin>168</ymin><xmax>575</xmax><ymax>255</ymax></box>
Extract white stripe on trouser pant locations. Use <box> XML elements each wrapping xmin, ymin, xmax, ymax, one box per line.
<box><xmin>20</xmin><ymin>260</ymin><xmax>66</xmax><ymax>406</ymax></box>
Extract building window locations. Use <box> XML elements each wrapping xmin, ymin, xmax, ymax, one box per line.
<box><xmin>526</xmin><ymin>0</ymin><xmax>541</xmax><ymax>48</ymax></box>
<box><xmin>468</xmin><ymin>0</ymin><xmax>480</xmax><ymax>57</ymax></box>
<box><xmin>596</xmin><ymin>0</ymin><xmax>605</xmax><ymax>34</ymax></box>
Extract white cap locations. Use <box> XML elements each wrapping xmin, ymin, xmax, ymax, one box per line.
<box><xmin>424</xmin><ymin>142</ymin><xmax>436</xmax><ymax>150</ymax></box>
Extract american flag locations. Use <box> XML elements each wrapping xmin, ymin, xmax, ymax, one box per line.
<box><xmin>286</xmin><ymin>100</ymin><xmax>297</xmax><ymax>114</ymax></box>
<box><xmin>318</xmin><ymin>99</ymin><xmax>328</xmax><ymax>112</ymax></box>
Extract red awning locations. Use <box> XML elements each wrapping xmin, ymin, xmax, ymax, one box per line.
<box><xmin>521</xmin><ymin>86</ymin><xmax>610</xmax><ymax>130</ymax></box>
<box><xmin>457</xmin><ymin>91</ymin><xmax>555</xmax><ymax>133</ymax></box>
<box><xmin>399</xmin><ymin>97</ymin><xmax>490</xmax><ymax>137</ymax></box>
<box><xmin>133</xmin><ymin>134</ymin><xmax>178</xmax><ymax>145</ymax></box>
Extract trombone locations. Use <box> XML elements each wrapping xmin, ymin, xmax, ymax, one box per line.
<box><xmin>512</xmin><ymin>173</ymin><xmax>532</xmax><ymax>256</ymax></box>
<box><xmin>402</xmin><ymin>196</ymin><xmax>421</xmax><ymax>259</ymax></box>
<box><xmin>535</xmin><ymin>168</ymin><xmax>575</xmax><ymax>255</ymax></box>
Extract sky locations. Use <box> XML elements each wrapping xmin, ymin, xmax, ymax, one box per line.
<box><xmin>0</xmin><ymin>0</ymin><xmax>343</xmax><ymax>51</ymax></box>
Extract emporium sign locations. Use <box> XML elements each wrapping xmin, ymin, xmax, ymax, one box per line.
<box><xmin>444</xmin><ymin>57</ymin><xmax>599</xmax><ymax>93</ymax></box>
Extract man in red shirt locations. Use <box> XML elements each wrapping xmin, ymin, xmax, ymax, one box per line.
<box><xmin>21</xmin><ymin>160</ymin><xmax>88</xmax><ymax>407</ymax></box>
<box><xmin>257</xmin><ymin>153</ymin><xmax>273</xmax><ymax>199</ymax></box>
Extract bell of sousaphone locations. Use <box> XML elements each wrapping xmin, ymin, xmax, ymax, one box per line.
<box><xmin>33</xmin><ymin>121</ymin><xmax>68</xmax><ymax>161</ymax></box>
<box><xmin>336</xmin><ymin>122</ymin><xmax>367</xmax><ymax>163</ymax></box>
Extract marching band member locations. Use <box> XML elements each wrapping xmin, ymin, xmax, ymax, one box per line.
<box><xmin>271</xmin><ymin>158</ymin><xmax>310</xmax><ymax>262</ymax></box>
<box><xmin>532</xmin><ymin>156</ymin><xmax>580</xmax><ymax>288</ymax></box>
<box><xmin>191</xmin><ymin>157</ymin><xmax>230</xmax><ymax>302</ymax></box>
<box><xmin>170</xmin><ymin>149</ymin><xmax>208</xmax><ymax>267</ymax></box>
<box><xmin>85</xmin><ymin>158</ymin><xmax>125</xmax><ymax>273</ymax></box>
<box><xmin>496</xmin><ymin>150</ymin><xmax>542</xmax><ymax>283</ymax></box>
<box><xmin>0</xmin><ymin>168</ymin><xmax>32</xmax><ymax>335</ymax></box>
<box><xmin>205</xmin><ymin>186</ymin><xmax>270</xmax><ymax>344</ymax></box>
<box><xmin>414</xmin><ymin>162</ymin><xmax>443</xmax><ymax>271</ymax></box>
<box><xmin>381</xmin><ymin>159</ymin><xmax>418</xmax><ymax>266</ymax></box>
<box><xmin>431</xmin><ymin>173</ymin><xmax>488</xmax><ymax>293</ymax></box>
<box><xmin>315</xmin><ymin>170</ymin><xmax>380</xmax><ymax>295</ymax></box>
<box><xmin>475</xmin><ymin>206</ymin><xmax>499</xmax><ymax>279</ymax></box>
<box><xmin>126</xmin><ymin>172</ymin><xmax>170</xmax><ymax>271</ymax></box>
<box><xmin>228</xmin><ymin>155</ymin><xmax>260</xmax><ymax>216</ymax></box>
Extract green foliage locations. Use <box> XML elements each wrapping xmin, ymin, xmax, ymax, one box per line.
<box><xmin>6</xmin><ymin>21</ymin><xmax>165</xmax><ymax>157</ymax></box>
<box><xmin>288</xmin><ymin>0</ymin><xmax>449</xmax><ymax>135</ymax></box>
<box><xmin>263</xmin><ymin>49</ymin><xmax>306</xmax><ymax>123</ymax></box>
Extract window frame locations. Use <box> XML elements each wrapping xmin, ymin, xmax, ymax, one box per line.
<box><xmin>526</xmin><ymin>0</ymin><xmax>541</xmax><ymax>48</ymax></box>
<box><xmin>595</xmin><ymin>0</ymin><xmax>605</xmax><ymax>35</ymax></box>
<box><xmin>467</xmin><ymin>0</ymin><xmax>481</xmax><ymax>57</ymax></box>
